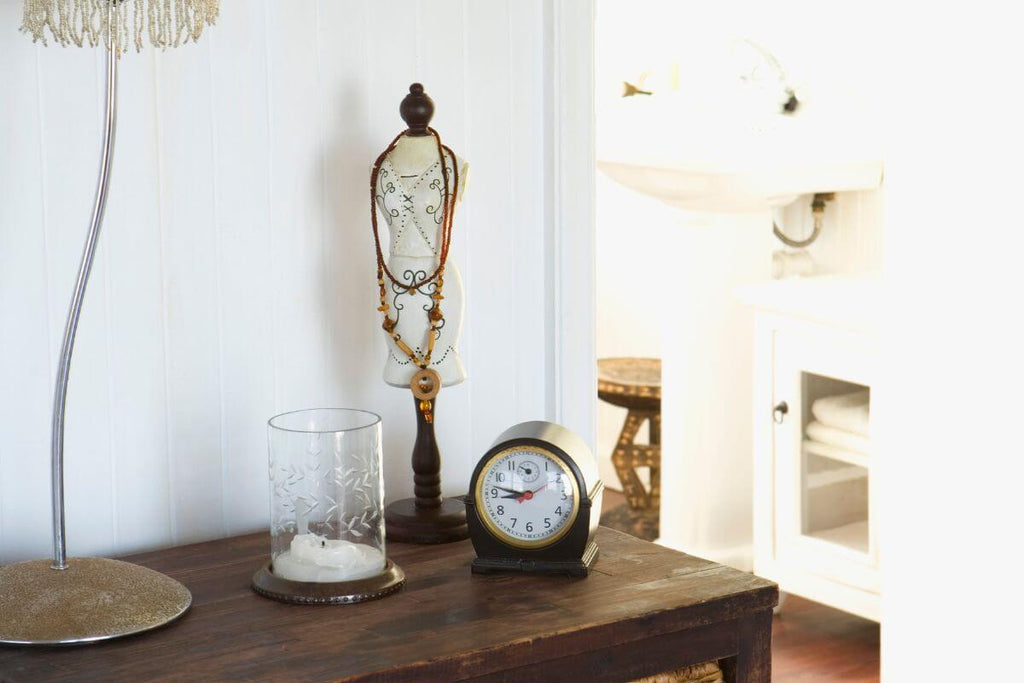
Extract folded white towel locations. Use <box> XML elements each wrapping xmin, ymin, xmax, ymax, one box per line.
<box><xmin>806</xmin><ymin>420</ymin><xmax>870</xmax><ymax>455</ymax></box>
<box><xmin>810</xmin><ymin>390</ymin><xmax>869</xmax><ymax>437</ymax></box>
<box><xmin>803</xmin><ymin>438</ymin><xmax>869</xmax><ymax>467</ymax></box>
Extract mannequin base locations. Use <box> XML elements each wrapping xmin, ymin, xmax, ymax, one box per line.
<box><xmin>385</xmin><ymin>497</ymin><xmax>469</xmax><ymax>544</ymax></box>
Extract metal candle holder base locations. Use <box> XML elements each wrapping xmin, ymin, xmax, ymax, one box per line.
<box><xmin>0</xmin><ymin>558</ymin><xmax>191</xmax><ymax>646</ymax></box>
<box><xmin>251</xmin><ymin>560</ymin><xmax>406</xmax><ymax>605</ymax></box>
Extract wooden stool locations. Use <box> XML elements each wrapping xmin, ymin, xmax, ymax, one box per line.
<box><xmin>598</xmin><ymin>357</ymin><xmax>661</xmax><ymax>510</ymax></box>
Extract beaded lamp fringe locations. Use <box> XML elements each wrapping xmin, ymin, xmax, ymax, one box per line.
<box><xmin>21</xmin><ymin>0</ymin><xmax>219</xmax><ymax>53</ymax></box>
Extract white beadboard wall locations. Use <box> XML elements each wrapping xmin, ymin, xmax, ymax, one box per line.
<box><xmin>0</xmin><ymin>0</ymin><xmax>559</xmax><ymax>562</ymax></box>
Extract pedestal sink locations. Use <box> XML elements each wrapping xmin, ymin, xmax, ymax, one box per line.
<box><xmin>597</xmin><ymin>95</ymin><xmax>883</xmax><ymax>212</ymax></box>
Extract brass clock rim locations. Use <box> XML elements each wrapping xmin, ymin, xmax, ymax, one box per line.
<box><xmin>473</xmin><ymin>444</ymin><xmax>581</xmax><ymax>550</ymax></box>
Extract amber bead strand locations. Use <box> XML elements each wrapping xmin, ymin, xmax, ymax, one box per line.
<box><xmin>369</xmin><ymin>128</ymin><xmax>459</xmax><ymax>374</ymax></box>
<box><xmin>370</xmin><ymin>128</ymin><xmax>458</xmax><ymax>296</ymax></box>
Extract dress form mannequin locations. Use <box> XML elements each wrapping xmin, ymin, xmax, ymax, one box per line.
<box><xmin>375</xmin><ymin>84</ymin><xmax>470</xmax><ymax>543</ymax></box>
<box><xmin>376</xmin><ymin>92</ymin><xmax>469</xmax><ymax>387</ymax></box>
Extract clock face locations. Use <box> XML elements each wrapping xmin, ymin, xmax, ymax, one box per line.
<box><xmin>475</xmin><ymin>445</ymin><xmax>580</xmax><ymax>549</ymax></box>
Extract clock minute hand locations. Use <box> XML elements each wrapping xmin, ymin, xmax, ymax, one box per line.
<box><xmin>494</xmin><ymin>485</ymin><xmax>522</xmax><ymax>495</ymax></box>
<box><xmin>515</xmin><ymin>482</ymin><xmax>549</xmax><ymax>503</ymax></box>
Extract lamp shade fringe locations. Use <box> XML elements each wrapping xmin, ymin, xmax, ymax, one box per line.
<box><xmin>21</xmin><ymin>0</ymin><xmax>219</xmax><ymax>53</ymax></box>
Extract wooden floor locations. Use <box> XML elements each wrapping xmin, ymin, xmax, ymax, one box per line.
<box><xmin>772</xmin><ymin>594</ymin><xmax>879</xmax><ymax>681</ymax></box>
<box><xmin>600</xmin><ymin>489</ymin><xmax>879</xmax><ymax>682</ymax></box>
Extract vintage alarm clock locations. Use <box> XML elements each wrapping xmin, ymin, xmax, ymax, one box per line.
<box><xmin>466</xmin><ymin>421</ymin><xmax>603</xmax><ymax>577</ymax></box>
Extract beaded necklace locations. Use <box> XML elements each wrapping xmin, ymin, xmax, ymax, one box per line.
<box><xmin>370</xmin><ymin>128</ymin><xmax>459</xmax><ymax>422</ymax></box>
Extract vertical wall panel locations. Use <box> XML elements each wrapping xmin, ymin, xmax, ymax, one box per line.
<box><xmin>316</xmin><ymin>0</ymin><xmax>377</xmax><ymax>418</ymax></box>
<box><xmin>0</xmin><ymin>0</ymin><xmax>556</xmax><ymax>559</ymax></box>
<box><xmin>508</xmin><ymin>0</ymin><xmax>550</xmax><ymax>423</ymax></box>
<box><xmin>464</xmin><ymin>0</ymin><xmax>516</xmax><ymax>465</ymax></box>
<box><xmin>265</xmin><ymin>1</ymin><xmax>329</xmax><ymax>415</ymax></box>
<box><xmin>209</xmin><ymin>1</ymin><xmax>276</xmax><ymax>535</ymax></box>
<box><xmin>156</xmin><ymin>40</ymin><xmax>224</xmax><ymax>544</ymax></box>
<box><xmin>0</xmin><ymin>4</ymin><xmax>52</xmax><ymax>562</ymax></box>
<box><xmin>104</xmin><ymin>50</ymin><xmax>173</xmax><ymax>552</ymax></box>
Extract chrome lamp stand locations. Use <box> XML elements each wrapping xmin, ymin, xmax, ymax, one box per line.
<box><xmin>0</xmin><ymin>4</ymin><xmax>192</xmax><ymax>645</ymax></box>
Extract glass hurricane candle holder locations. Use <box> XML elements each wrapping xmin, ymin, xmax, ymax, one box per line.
<box><xmin>251</xmin><ymin>409</ymin><xmax>405</xmax><ymax>604</ymax></box>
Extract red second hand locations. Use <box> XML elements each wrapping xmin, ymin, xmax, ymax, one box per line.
<box><xmin>516</xmin><ymin>482</ymin><xmax>548</xmax><ymax>503</ymax></box>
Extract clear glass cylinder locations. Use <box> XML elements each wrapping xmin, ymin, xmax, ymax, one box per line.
<box><xmin>267</xmin><ymin>409</ymin><xmax>385</xmax><ymax>583</ymax></box>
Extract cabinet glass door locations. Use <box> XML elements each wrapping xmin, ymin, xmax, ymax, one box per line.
<box><xmin>799</xmin><ymin>372</ymin><xmax>870</xmax><ymax>555</ymax></box>
<box><xmin>772</xmin><ymin>328</ymin><xmax>878</xmax><ymax>592</ymax></box>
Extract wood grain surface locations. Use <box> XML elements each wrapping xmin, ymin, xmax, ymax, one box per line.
<box><xmin>0</xmin><ymin>527</ymin><xmax>776</xmax><ymax>682</ymax></box>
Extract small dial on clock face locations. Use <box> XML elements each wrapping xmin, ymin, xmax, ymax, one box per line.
<box><xmin>478</xmin><ymin>445</ymin><xmax>578</xmax><ymax>548</ymax></box>
<box><xmin>516</xmin><ymin>461</ymin><xmax>541</xmax><ymax>484</ymax></box>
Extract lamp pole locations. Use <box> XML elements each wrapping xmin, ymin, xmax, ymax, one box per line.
<box><xmin>49</xmin><ymin>1</ymin><xmax>119</xmax><ymax>571</ymax></box>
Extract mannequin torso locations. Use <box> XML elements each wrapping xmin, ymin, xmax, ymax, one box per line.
<box><xmin>375</xmin><ymin>134</ymin><xmax>469</xmax><ymax>388</ymax></box>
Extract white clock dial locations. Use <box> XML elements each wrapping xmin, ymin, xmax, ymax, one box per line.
<box><xmin>476</xmin><ymin>445</ymin><xmax>579</xmax><ymax>548</ymax></box>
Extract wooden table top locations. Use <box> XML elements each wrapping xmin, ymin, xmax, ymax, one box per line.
<box><xmin>0</xmin><ymin>528</ymin><xmax>776</xmax><ymax>682</ymax></box>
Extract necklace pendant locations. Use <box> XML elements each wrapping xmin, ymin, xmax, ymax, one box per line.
<box><xmin>412</xmin><ymin>368</ymin><xmax>440</xmax><ymax>425</ymax></box>
<box><xmin>411</xmin><ymin>367</ymin><xmax>441</xmax><ymax>402</ymax></box>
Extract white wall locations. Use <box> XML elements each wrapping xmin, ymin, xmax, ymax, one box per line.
<box><xmin>879</xmin><ymin>3</ymin><xmax>1024</xmax><ymax>678</ymax></box>
<box><xmin>0</xmin><ymin>0</ymin><xmax>579</xmax><ymax>562</ymax></box>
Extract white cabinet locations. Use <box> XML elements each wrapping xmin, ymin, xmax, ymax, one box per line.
<box><xmin>751</xmin><ymin>312</ymin><xmax>880</xmax><ymax>622</ymax></box>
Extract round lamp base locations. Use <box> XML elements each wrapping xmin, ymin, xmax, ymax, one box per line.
<box><xmin>0</xmin><ymin>557</ymin><xmax>191</xmax><ymax>646</ymax></box>
<box><xmin>251</xmin><ymin>559</ymin><xmax>405</xmax><ymax>605</ymax></box>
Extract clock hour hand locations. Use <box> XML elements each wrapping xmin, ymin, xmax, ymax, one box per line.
<box><xmin>514</xmin><ymin>482</ymin><xmax>549</xmax><ymax>503</ymax></box>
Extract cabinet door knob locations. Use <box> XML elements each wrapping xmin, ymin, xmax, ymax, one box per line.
<box><xmin>773</xmin><ymin>401</ymin><xmax>789</xmax><ymax>424</ymax></box>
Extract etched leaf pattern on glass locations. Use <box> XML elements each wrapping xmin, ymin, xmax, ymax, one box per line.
<box><xmin>270</xmin><ymin>431</ymin><xmax>382</xmax><ymax>542</ymax></box>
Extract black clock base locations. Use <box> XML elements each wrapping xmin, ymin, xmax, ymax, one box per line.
<box><xmin>471</xmin><ymin>541</ymin><xmax>599</xmax><ymax>577</ymax></box>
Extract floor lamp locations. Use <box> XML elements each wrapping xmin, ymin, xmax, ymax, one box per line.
<box><xmin>0</xmin><ymin>0</ymin><xmax>219</xmax><ymax>645</ymax></box>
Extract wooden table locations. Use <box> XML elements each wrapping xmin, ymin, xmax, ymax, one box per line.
<box><xmin>0</xmin><ymin>528</ymin><xmax>777</xmax><ymax>682</ymax></box>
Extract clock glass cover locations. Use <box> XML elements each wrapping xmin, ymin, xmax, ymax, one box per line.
<box><xmin>475</xmin><ymin>445</ymin><xmax>580</xmax><ymax>549</ymax></box>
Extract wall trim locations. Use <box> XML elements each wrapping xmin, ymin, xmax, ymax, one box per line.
<box><xmin>545</xmin><ymin>0</ymin><xmax>596</xmax><ymax>448</ymax></box>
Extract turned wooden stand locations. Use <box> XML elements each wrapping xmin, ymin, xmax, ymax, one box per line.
<box><xmin>384</xmin><ymin>397</ymin><xmax>469</xmax><ymax>544</ymax></box>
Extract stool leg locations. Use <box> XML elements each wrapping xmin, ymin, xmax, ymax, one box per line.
<box><xmin>611</xmin><ymin>410</ymin><xmax>647</xmax><ymax>509</ymax></box>
<box><xmin>648</xmin><ymin>410</ymin><xmax>661</xmax><ymax>510</ymax></box>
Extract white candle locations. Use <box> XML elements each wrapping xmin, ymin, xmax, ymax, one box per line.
<box><xmin>271</xmin><ymin>534</ymin><xmax>386</xmax><ymax>583</ymax></box>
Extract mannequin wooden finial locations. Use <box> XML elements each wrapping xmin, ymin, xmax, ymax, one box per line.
<box><xmin>400</xmin><ymin>82</ymin><xmax>434</xmax><ymax>136</ymax></box>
